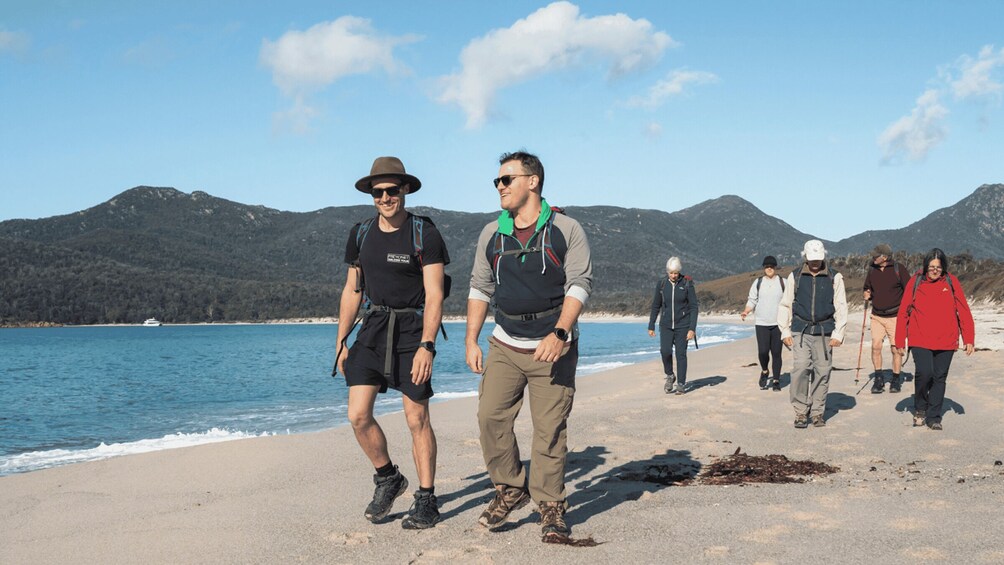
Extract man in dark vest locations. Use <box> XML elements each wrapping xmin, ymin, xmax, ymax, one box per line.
<box><xmin>778</xmin><ymin>240</ymin><xmax>848</xmax><ymax>428</ymax></box>
<box><xmin>863</xmin><ymin>243</ymin><xmax>911</xmax><ymax>393</ymax></box>
<box><xmin>336</xmin><ymin>156</ymin><xmax>449</xmax><ymax>529</ymax></box>
<box><xmin>465</xmin><ymin>150</ymin><xmax>593</xmax><ymax>542</ymax></box>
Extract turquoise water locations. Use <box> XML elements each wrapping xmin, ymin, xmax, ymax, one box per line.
<box><xmin>0</xmin><ymin>321</ymin><xmax>750</xmax><ymax>475</ymax></box>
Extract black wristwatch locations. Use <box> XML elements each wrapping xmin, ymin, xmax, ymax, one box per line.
<box><xmin>419</xmin><ymin>341</ymin><xmax>436</xmax><ymax>355</ymax></box>
<box><xmin>553</xmin><ymin>328</ymin><xmax>568</xmax><ymax>341</ymax></box>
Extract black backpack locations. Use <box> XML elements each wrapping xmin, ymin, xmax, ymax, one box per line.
<box><xmin>755</xmin><ymin>275</ymin><xmax>785</xmax><ymax>298</ymax></box>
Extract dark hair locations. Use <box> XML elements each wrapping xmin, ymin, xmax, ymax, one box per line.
<box><xmin>922</xmin><ymin>248</ymin><xmax>950</xmax><ymax>275</ymax></box>
<box><xmin>499</xmin><ymin>150</ymin><xmax>544</xmax><ymax>194</ymax></box>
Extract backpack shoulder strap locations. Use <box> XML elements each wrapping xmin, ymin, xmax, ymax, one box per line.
<box><xmin>355</xmin><ymin>216</ymin><xmax>377</xmax><ymax>252</ymax></box>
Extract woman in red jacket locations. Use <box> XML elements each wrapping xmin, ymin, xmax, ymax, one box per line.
<box><xmin>895</xmin><ymin>248</ymin><xmax>976</xmax><ymax>430</ymax></box>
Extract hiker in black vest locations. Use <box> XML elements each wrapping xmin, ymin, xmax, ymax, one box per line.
<box><xmin>862</xmin><ymin>243</ymin><xmax>911</xmax><ymax>393</ymax></box>
<box><xmin>335</xmin><ymin>156</ymin><xmax>449</xmax><ymax>530</ymax></box>
<box><xmin>466</xmin><ymin>150</ymin><xmax>593</xmax><ymax>542</ymax></box>
<box><xmin>648</xmin><ymin>257</ymin><xmax>699</xmax><ymax>395</ymax></box>
<box><xmin>741</xmin><ymin>255</ymin><xmax>784</xmax><ymax>391</ymax></box>
<box><xmin>778</xmin><ymin>240</ymin><xmax>848</xmax><ymax>429</ymax></box>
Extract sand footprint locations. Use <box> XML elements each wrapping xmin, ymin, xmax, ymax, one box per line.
<box><xmin>328</xmin><ymin>532</ymin><xmax>372</xmax><ymax>545</ymax></box>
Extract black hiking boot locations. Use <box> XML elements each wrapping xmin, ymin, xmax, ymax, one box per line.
<box><xmin>870</xmin><ymin>374</ymin><xmax>885</xmax><ymax>394</ymax></box>
<box><xmin>478</xmin><ymin>485</ymin><xmax>531</xmax><ymax>531</ymax></box>
<box><xmin>401</xmin><ymin>491</ymin><xmax>439</xmax><ymax>529</ymax></box>
<box><xmin>889</xmin><ymin>374</ymin><xmax>902</xmax><ymax>393</ymax></box>
<box><xmin>364</xmin><ymin>466</ymin><xmax>409</xmax><ymax>522</ymax></box>
<box><xmin>664</xmin><ymin>373</ymin><xmax>675</xmax><ymax>394</ymax></box>
<box><xmin>758</xmin><ymin>371</ymin><xmax>769</xmax><ymax>390</ymax></box>
<box><xmin>771</xmin><ymin>378</ymin><xmax>781</xmax><ymax>392</ymax></box>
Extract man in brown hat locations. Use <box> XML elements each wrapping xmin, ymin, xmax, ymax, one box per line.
<box><xmin>335</xmin><ymin>156</ymin><xmax>449</xmax><ymax>529</ymax></box>
<box><xmin>863</xmin><ymin>243</ymin><xmax>911</xmax><ymax>393</ymax></box>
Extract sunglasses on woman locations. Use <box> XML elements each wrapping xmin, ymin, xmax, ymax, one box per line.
<box><xmin>371</xmin><ymin>186</ymin><xmax>402</xmax><ymax>198</ymax></box>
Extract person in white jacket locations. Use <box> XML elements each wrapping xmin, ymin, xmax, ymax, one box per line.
<box><xmin>777</xmin><ymin>240</ymin><xmax>847</xmax><ymax>429</ymax></box>
<box><xmin>741</xmin><ymin>255</ymin><xmax>784</xmax><ymax>391</ymax></box>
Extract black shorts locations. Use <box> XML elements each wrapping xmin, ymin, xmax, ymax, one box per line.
<box><xmin>343</xmin><ymin>344</ymin><xmax>434</xmax><ymax>402</ymax></box>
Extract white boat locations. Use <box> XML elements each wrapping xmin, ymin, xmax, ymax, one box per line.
<box><xmin>142</xmin><ymin>318</ymin><xmax>162</xmax><ymax>327</ymax></box>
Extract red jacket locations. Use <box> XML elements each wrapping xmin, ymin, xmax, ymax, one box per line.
<box><xmin>895</xmin><ymin>273</ymin><xmax>975</xmax><ymax>351</ymax></box>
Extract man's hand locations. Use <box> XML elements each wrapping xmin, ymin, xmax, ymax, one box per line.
<box><xmin>534</xmin><ymin>333</ymin><xmax>566</xmax><ymax>363</ymax></box>
<box><xmin>829</xmin><ymin>338</ymin><xmax>842</xmax><ymax>347</ymax></box>
<box><xmin>964</xmin><ymin>343</ymin><xmax>975</xmax><ymax>356</ymax></box>
<box><xmin>783</xmin><ymin>337</ymin><xmax>793</xmax><ymax>348</ymax></box>
<box><xmin>740</xmin><ymin>310</ymin><xmax>749</xmax><ymax>321</ymax></box>
<box><xmin>336</xmin><ymin>345</ymin><xmax>349</xmax><ymax>375</ymax></box>
<box><xmin>687</xmin><ymin>330</ymin><xmax>696</xmax><ymax>341</ymax></box>
<box><xmin>863</xmin><ymin>289</ymin><xmax>872</xmax><ymax>301</ymax></box>
<box><xmin>466</xmin><ymin>342</ymin><xmax>484</xmax><ymax>374</ymax></box>
<box><xmin>647</xmin><ymin>329</ymin><xmax>656</xmax><ymax>337</ymax></box>
<box><xmin>411</xmin><ymin>348</ymin><xmax>434</xmax><ymax>385</ymax></box>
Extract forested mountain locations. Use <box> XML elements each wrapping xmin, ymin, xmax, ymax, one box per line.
<box><xmin>1</xmin><ymin>184</ymin><xmax>1001</xmax><ymax>325</ymax></box>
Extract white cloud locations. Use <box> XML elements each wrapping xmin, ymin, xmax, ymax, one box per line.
<box><xmin>437</xmin><ymin>1</ymin><xmax>675</xmax><ymax>128</ymax></box>
<box><xmin>878</xmin><ymin>89</ymin><xmax>949</xmax><ymax>163</ymax></box>
<box><xmin>950</xmin><ymin>44</ymin><xmax>1004</xmax><ymax>100</ymax></box>
<box><xmin>628</xmin><ymin>69</ymin><xmax>718</xmax><ymax>108</ymax></box>
<box><xmin>260</xmin><ymin>16</ymin><xmax>417</xmax><ymax>95</ymax></box>
<box><xmin>0</xmin><ymin>28</ymin><xmax>31</xmax><ymax>54</ymax></box>
<box><xmin>260</xmin><ymin>16</ymin><xmax>418</xmax><ymax>131</ymax></box>
<box><xmin>644</xmin><ymin>122</ymin><xmax>663</xmax><ymax>139</ymax></box>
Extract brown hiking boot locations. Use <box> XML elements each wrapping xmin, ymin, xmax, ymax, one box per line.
<box><xmin>812</xmin><ymin>414</ymin><xmax>826</xmax><ymax>427</ymax></box>
<box><xmin>794</xmin><ymin>413</ymin><xmax>809</xmax><ymax>429</ymax></box>
<box><xmin>478</xmin><ymin>485</ymin><xmax>530</xmax><ymax>531</ymax></box>
<box><xmin>538</xmin><ymin>501</ymin><xmax>570</xmax><ymax>539</ymax></box>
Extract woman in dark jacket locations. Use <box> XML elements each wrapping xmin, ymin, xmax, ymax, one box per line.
<box><xmin>648</xmin><ymin>256</ymin><xmax>699</xmax><ymax>395</ymax></box>
<box><xmin>894</xmin><ymin>248</ymin><xmax>976</xmax><ymax>430</ymax></box>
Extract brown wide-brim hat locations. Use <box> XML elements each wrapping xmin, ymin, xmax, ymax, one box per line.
<box><xmin>354</xmin><ymin>156</ymin><xmax>422</xmax><ymax>194</ymax></box>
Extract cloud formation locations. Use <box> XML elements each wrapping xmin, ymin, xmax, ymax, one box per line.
<box><xmin>438</xmin><ymin>1</ymin><xmax>674</xmax><ymax>128</ymax></box>
<box><xmin>950</xmin><ymin>44</ymin><xmax>1004</xmax><ymax>100</ymax></box>
<box><xmin>879</xmin><ymin>45</ymin><xmax>1004</xmax><ymax>163</ymax></box>
<box><xmin>0</xmin><ymin>28</ymin><xmax>30</xmax><ymax>55</ymax></box>
<box><xmin>628</xmin><ymin>69</ymin><xmax>718</xmax><ymax>108</ymax></box>
<box><xmin>878</xmin><ymin>89</ymin><xmax>949</xmax><ymax>163</ymax></box>
<box><xmin>260</xmin><ymin>16</ymin><xmax>419</xmax><ymax>131</ymax></box>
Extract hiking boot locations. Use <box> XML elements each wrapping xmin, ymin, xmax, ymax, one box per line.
<box><xmin>401</xmin><ymin>491</ymin><xmax>439</xmax><ymax>530</ymax></box>
<box><xmin>538</xmin><ymin>501</ymin><xmax>570</xmax><ymax>539</ymax></box>
<box><xmin>673</xmin><ymin>382</ymin><xmax>686</xmax><ymax>395</ymax></box>
<box><xmin>927</xmin><ymin>421</ymin><xmax>943</xmax><ymax>431</ymax></box>
<box><xmin>889</xmin><ymin>375</ymin><xmax>902</xmax><ymax>393</ymax></box>
<box><xmin>913</xmin><ymin>411</ymin><xmax>926</xmax><ymax>427</ymax></box>
<box><xmin>364</xmin><ymin>466</ymin><xmax>409</xmax><ymax>522</ymax></box>
<box><xmin>771</xmin><ymin>378</ymin><xmax>781</xmax><ymax>392</ymax></box>
<box><xmin>664</xmin><ymin>374</ymin><xmax>675</xmax><ymax>394</ymax></box>
<box><xmin>812</xmin><ymin>415</ymin><xmax>826</xmax><ymax>427</ymax></box>
<box><xmin>870</xmin><ymin>374</ymin><xmax>884</xmax><ymax>394</ymax></box>
<box><xmin>478</xmin><ymin>485</ymin><xmax>530</xmax><ymax>531</ymax></box>
<box><xmin>758</xmin><ymin>371</ymin><xmax>769</xmax><ymax>390</ymax></box>
<box><xmin>794</xmin><ymin>414</ymin><xmax>809</xmax><ymax>429</ymax></box>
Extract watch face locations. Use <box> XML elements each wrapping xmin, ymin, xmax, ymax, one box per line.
<box><xmin>554</xmin><ymin>328</ymin><xmax>568</xmax><ymax>340</ymax></box>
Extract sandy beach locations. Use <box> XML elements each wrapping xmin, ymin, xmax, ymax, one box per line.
<box><xmin>2</xmin><ymin>307</ymin><xmax>1003</xmax><ymax>564</ymax></box>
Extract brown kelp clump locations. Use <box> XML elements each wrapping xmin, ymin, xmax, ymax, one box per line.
<box><xmin>701</xmin><ymin>449</ymin><xmax>839</xmax><ymax>485</ymax></box>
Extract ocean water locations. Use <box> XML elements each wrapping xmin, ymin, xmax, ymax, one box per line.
<box><xmin>0</xmin><ymin>321</ymin><xmax>750</xmax><ymax>476</ymax></box>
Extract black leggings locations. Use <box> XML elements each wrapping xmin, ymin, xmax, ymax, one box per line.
<box><xmin>755</xmin><ymin>325</ymin><xmax>782</xmax><ymax>377</ymax></box>
<box><xmin>911</xmin><ymin>347</ymin><xmax>955</xmax><ymax>423</ymax></box>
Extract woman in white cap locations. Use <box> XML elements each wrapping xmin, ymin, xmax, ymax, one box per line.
<box><xmin>648</xmin><ymin>257</ymin><xmax>699</xmax><ymax>395</ymax></box>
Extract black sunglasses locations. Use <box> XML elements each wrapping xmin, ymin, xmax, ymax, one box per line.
<box><xmin>371</xmin><ymin>186</ymin><xmax>402</xmax><ymax>198</ymax></box>
<box><xmin>493</xmin><ymin>174</ymin><xmax>532</xmax><ymax>188</ymax></box>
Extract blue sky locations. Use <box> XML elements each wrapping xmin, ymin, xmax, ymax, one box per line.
<box><xmin>2</xmin><ymin>1</ymin><xmax>1003</xmax><ymax>240</ymax></box>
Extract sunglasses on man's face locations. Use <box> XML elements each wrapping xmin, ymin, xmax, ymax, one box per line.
<box><xmin>371</xmin><ymin>186</ymin><xmax>402</xmax><ymax>199</ymax></box>
<box><xmin>493</xmin><ymin>174</ymin><xmax>532</xmax><ymax>188</ymax></box>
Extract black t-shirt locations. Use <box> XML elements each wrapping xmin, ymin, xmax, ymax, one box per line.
<box><xmin>344</xmin><ymin>214</ymin><xmax>450</xmax><ymax>350</ymax></box>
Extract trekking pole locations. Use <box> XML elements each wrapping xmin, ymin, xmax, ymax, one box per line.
<box><xmin>853</xmin><ymin>300</ymin><xmax>870</xmax><ymax>384</ymax></box>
